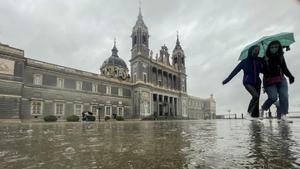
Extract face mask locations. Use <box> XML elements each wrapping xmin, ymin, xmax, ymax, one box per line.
<box><xmin>270</xmin><ymin>47</ymin><xmax>278</xmax><ymax>54</ymax></box>
<box><xmin>252</xmin><ymin>50</ymin><xmax>259</xmax><ymax>57</ymax></box>
<box><xmin>250</xmin><ymin>47</ymin><xmax>259</xmax><ymax>58</ymax></box>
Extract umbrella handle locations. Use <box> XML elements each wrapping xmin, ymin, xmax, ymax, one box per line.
<box><xmin>285</xmin><ymin>46</ymin><xmax>290</xmax><ymax>51</ymax></box>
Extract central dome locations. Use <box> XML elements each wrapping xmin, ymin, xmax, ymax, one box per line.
<box><xmin>101</xmin><ymin>55</ymin><xmax>127</xmax><ymax>69</ymax></box>
<box><xmin>100</xmin><ymin>43</ymin><xmax>127</xmax><ymax>69</ymax></box>
<box><xmin>100</xmin><ymin>41</ymin><xmax>129</xmax><ymax>80</ymax></box>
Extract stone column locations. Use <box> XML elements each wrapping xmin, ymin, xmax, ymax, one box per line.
<box><xmin>170</xmin><ymin>97</ymin><xmax>173</xmax><ymax>116</ymax></box>
<box><xmin>167</xmin><ymin>96</ymin><xmax>170</xmax><ymax>116</ymax></box>
<box><xmin>156</xmin><ymin>69</ymin><xmax>158</xmax><ymax>86</ymax></box>
<box><xmin>173</xmin><ymin>75</ymin><xmax>175</xmax><ymax>90</ymax></box>
<box><xmin>161</xmin><ymin>71</ymin><xmax>164</xmax><ymax>87</ymax></box>
<box><xmin>157</xmin><ymin>94</ymin><xmax>160</xmax><ymax>116</ymax></box>
<box><xmin>173</xmin><ymin>76</ymin><xmax>176</xmax><ymax>90</ymax></box>
<box><xmin>169</xmin><ymin>74</ymin><xmax>172</xmax><ymax>89</ymax></box>
<box><xmin>166</xmin><ymin>72</ymin><xmax>168</xmax><ymax>89</ymax></box>
<box><xmin>174</xmin><ymin>97</ymin><xmax>177</xmax><ymax>116</ymax></box>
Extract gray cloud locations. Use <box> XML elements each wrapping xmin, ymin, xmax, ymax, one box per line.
<box><xmin>0</xmin><ymin>0</ymin><xmax>300</xmax><ymax>115</ymax></box>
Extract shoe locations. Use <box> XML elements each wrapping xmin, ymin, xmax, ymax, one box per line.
<box><xmin>245</xmin><ymin>113</ymin><xmax>259</xmax><ymax>121</ymax></box>
<box><xmin>280</xmin><ymin>115</ymin><xmax>293</xmax><ymax>123</ymax></box>
<box><xmin>259</xmin><ymin>109</ymin><xmax>264</xmax><ymax>120</ymax></box>
<box><xmin>251</xmin><ymin>117</ymin><xmax>260</xmax><ymax>122</ymax></box>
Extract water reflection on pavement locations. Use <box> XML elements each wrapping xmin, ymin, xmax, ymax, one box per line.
<box><xmin>0</xmin><ymin>119</ymin><xmax>299</xmax><ymax>169</ymax></box>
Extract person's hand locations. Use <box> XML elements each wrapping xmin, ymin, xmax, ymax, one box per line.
<box><xmin>289</xmin><ymin>76</ymin><xmax>295</xmax><ymax>84</ymax></box>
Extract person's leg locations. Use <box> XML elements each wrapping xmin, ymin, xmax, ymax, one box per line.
<box><xmin>261</xmin><ymin>85</ymin><xmax>278</xmax><ymax>111</ymax></box>
<box><xmin>252</xmin><ymin>84</ymin><xmax>261</xmax><ymax>118</ymax></box>
<box><xmin>274</xmin><ymin>101</ymin><xmax>280</xmax><ymax>119</ymax></box>
<box><xmin>278</xmin><ymin>78</ymin><xmax>289</xmax><ymax>116</ymax></box>
<box><xmin>245</xmin><ymin>84</ymin><xmax>260</xmax><ymax>117</ymax></box>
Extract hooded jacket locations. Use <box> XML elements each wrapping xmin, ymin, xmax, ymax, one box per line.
<box><xmin>224</xmin><ymin>57</ymin><xmax>264</xmax><ymax>86</ymax></box>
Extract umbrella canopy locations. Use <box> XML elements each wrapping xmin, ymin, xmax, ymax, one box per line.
<box><xmin>239</xmin><ymin>32</ymin><xmax>295</xmax><ymax>60</ymax></box>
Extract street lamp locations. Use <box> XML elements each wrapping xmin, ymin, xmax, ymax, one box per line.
<box><xmin>228</xmin><ymin>109</ymin><xmax>231</xmax><ymax>119</ymax></box>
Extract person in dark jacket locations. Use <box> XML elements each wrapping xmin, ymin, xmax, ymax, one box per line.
<box><xmin>261</xmin><ymin>40</ymin><xmax>295</xmax><ymax>122</ymax></box>
<box><xmin>223</xmin><ymin>45</ymin><xmax>263</xmax><ymax>119</ymax></box>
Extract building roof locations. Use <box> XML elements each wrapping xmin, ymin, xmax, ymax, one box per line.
<box><xmin>101</xmin><ymin>40</ymin><xmax>128</xmax><ymax>70</ymax></box>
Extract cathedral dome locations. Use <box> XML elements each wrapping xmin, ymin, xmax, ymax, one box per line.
<box><xmin>101</xmin><ymin>43</ymin><xmax>128</xmax><ymax>70</ymax></box>
<box><xmin>101</xmin><ymin>55</ymin><xmax>127</xmax><ymax>69</ymax></box>
<box><xmin>100</xmin><ymin>41</ymin><xmax>129</xmax><ymax>80</ymax></box>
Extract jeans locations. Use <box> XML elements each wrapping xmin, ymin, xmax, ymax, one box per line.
<box><xmin>262</xmin><ymin>78</ymin><xmax>289</xmax><ymax>115</ymax></box>
<box><xmin>245</xmin><ymin>84</ymin><xmax>261</xmax><ymax>118</ymax></box>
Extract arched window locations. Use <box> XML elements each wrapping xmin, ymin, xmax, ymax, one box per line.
<box><xmin>142</xmin><ymin>35</ymin><xmax>147</xmax><ymax>44</ymax></box>
<box><xmin>174</xmin><ymin>57</ymin><xmax>177</xmax><ymax>64</ymax></box>
<box><xmin>133</xmin><ymin>36</ymin><xmax>137</xmax><ymax>45</ymax></box>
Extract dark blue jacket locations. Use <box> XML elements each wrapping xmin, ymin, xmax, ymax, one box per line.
<box><xmin>224</xmin><ymin>57</ymin><xmax>263</xmax><ymax>85</ymax></box>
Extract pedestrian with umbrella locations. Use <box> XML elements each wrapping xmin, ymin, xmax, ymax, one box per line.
<box><xmin>259</xmin><ymin>33</ymin><xmax>295</xmax><ymax>123</ymax></box>
<box><xmin>222</xmin><ymin>44</ymin><xmax>264</xmax><ymax>121</ymax></box>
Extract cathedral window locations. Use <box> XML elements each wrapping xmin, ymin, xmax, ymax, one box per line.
<box><xmin>55</xmin><ymin>103</ymin><xmax>64</xmax><ymax>115</ymax></box>
<box><xmin>133</xmin><ymin>36</ymin><xmax>137</xmax><ymax>45</ymax></box>
<box><xmin>105</xmin><ymin>106</ymin><xmax>112</xmax><ymax>116</ymax></box>
<box><xmin>143</xmin><ymin>73</ymin><xmax>147</xmax><ymax>83</ymax></box>
<box><xmin>31</xmin><ymin>101</ymin><xmax>43</xmax><ymax>115</ymax></box>
<box><xmin>174</xmin><ymin>58</ymin><xmax>177</xmax><ymax>64</ymax></box>
<box><xmin>158</xmin><ymin>80</ymin><xmax>162</xmax><ymax>86</ymax></box>
<box><xmin>33</xmin><ymin>74</ymin><xmax>42</xmax><ymax>85</ymax></box>
<box><xmin>74</xmin><ymin>104</ymin><xmax>82</xmax><ymax>116</ymax></box>
<box><xmin>91</xmin><ymin>105</ymin><xmax>99</xmax><ymax>117</ymax></box>
<box><xmin>114</xmin><ymin>67</ymin><xmax>118</xmax><ymax>77</ymax></box>
<box><xmin>118</xmin><ymin>88</ymin><xmax>123</xmax><ymax>96</ymax></box>
<box><xmin>57</xmin><ymin>78</ymin><xmax>64</xmax><ymax>88</ymax></box>
<box><xmin>117</xmin><ymin>107</ymin><xmax>124</xmax><ymax>116</ymax></box>
<box><xmin>142</xmin><ymin>35</ymin><xmax>147</xmax><ymax>44</ymax></box>
<box><xmin>106</xmin><ymin>86</ymin><xmax>111</xmax><ymax>95</ymax></box>
<box><xmin>76</xmin><ymin>81</ymin><xmax>82</xmax><ymax>90</ymax></box>
<box><xmin>92</xmin><ymin>83</ymin><xmax>97</xmax><ymax>92</ymax></box>
<box><xmin>133</xmin><ymin>73</ymin><xmax>137</xmax><ymax>82</ymax></box>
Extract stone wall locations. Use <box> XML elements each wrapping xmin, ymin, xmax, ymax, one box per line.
<box><xmin>22</xmin><ymin>63</ymin><xmax>133</xmax><ymax>119</ymax></box>
<box><xmin>0</xmin><ymin>43</ymin><xmax>24</xmax><ymax>119</ymax></box>
<box><xmin>187</xmin><ymin>95</ymin><xmax>216</xmax><ymax>120</ymax></box>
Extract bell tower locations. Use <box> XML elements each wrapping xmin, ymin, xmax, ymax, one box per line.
<box><xmin>172</xmin><ymin>32</ymin><xmax>187</xmax><ymax>92</ymax></box>
<box><xmin>172</xmin><ymin>32</ymin><xmax>186</xmax><ymax>73</ymax></box>
<box><xmin>131</xmin><ymin>5</ymin><xmax>150</xmax><ymax>58</ymax></box>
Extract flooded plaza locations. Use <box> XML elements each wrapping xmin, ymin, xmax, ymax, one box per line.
<box><xmin>0</xmin><ymin>119</ymin><xmax>300</xmax><ymax>169</ymax></box>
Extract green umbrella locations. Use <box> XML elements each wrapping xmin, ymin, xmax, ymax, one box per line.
<box><xmin>239</xmin><ymin>32</ymin><xmax>295</xmax><ymax>60</ymax></box>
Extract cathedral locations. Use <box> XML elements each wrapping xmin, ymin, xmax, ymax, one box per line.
<box><xmin>0</xmin><ymin>7</ymin><xmax>216</xmax><ymax>121</ymax></box>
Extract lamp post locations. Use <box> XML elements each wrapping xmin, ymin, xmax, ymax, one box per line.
<box><xmin>228</xmin><ymin>109</ymin><xmax>231</xmax><ymax>119</ymax></box>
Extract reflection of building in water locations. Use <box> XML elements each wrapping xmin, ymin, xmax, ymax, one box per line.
<box><xmin>0</xmin><ymin>7</ymin><xmax>216</xmax><ymax>120</ymax></box>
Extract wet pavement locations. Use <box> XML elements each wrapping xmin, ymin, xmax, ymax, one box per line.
<box><xmin>0</xmin><ymin>119</ymin><xmax>300</xmax><ymax>169</ymax></box>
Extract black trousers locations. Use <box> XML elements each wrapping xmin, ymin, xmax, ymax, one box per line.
<box><xmin>244</xmin><ymin>84</ymin><xmax>261</xmax><ymax>118</ymax></box>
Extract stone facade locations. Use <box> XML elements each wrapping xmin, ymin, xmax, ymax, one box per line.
<box><xmin>187</xmin><ymin>95</ymin><xmax>216</xmax><ymax>120</ymax></box>
<box><xmin>0</xmin><ymin>8</ymin><xmax>216</xmax><ymax>121</ymax></box>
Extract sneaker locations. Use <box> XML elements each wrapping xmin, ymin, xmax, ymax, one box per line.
<box><xmin>277</xmin><ymin>118</ymin><xmax>281</xmax><ymax>123</ymax></box>
<box><xmin>251</xmin><ymin>117</ymin><xmax>260</xmax><ymax>122</ymax></box>
<box><xmin>259</xmin><ymin>109</ymin><xmax>264</xmax><ymax>120</ymax></box>
<box><xmin>280</xmin><ymin>115</ymin><xmax>293</xmax><ymax>123</ymax></box>
<box><xmin>244</xmin><ymin>113</ymin><xmax>259</xmax><ymax>121</ymax></box>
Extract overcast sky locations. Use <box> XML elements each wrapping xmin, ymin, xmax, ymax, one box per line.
<box><xmin>1</xmin><ymin>0</ymin><xmax>300</xmax><ymax>115</ymax></box>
